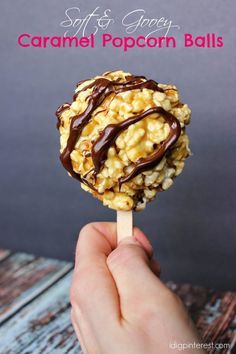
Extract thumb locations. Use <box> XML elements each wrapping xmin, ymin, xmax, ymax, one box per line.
<box><xmin>106</xmin><ymin>231</ymin><xmax>162</xmax><ymax>320</ymax></box>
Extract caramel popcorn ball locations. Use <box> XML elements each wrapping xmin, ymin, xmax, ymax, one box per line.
<box><xmin>56</xmin><ymin>70</ymin><xmax>191</xmax><ymax>211</ymax></box>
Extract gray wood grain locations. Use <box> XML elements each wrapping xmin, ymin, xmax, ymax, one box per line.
<box><xmin>0</xmin><ymin>251</ymin><xmax>235</xmax><ymax>354</ymax></box>
<box><xmin>168</xmin><ymin>283</ymin><xmax>236</xmax><ymax>354</ymax></box>
<box><xmin>0</xmin><ymin>273</ymin><xmax>80</xmax><ymax>354</ymax></box>
<box><xmin>0</xmin><ymin>253</ymin><xmax>73</xmax><ymax>324</ymax></box>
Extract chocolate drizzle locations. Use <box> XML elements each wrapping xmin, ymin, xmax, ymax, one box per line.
<box><xmin>116</xmin><ymin>79</ymin><xmax>163</xmax><ymax>94</ymax></box>
<box><xmin>55</xmin><ymin>103</ymin><xmax>70</xmax><ymax>129</ymax></box>
<box><xmin>60</xmin><ymin>78</ymin><xmax>113</xmax><ymax>189</ymax></box>
<box><xmin>56</xmin><ymin>74</ymin><xmax>181</xmax><ymax>190</ymax></box>
<box><xmin>92</xmin><ymin>107</ymin><xmax>180</xmax><ymax>184</ymax></box>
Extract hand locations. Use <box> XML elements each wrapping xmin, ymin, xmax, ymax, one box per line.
<box><xmin>70</xmin><ymin>222</ymin><xmax>205</xmax><ymax>354</ymax></box>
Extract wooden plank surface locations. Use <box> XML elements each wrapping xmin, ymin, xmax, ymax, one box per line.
<box><xmin>168</xmin><ymin>283</ymin><xmax>236</xmax><ymax>354</ymax></box>
<box><xmin>0</xmin><ymin>273</ymin><xmax>81</xmax><ymax>354</ymax></box>
<box><xmin>0</xmin><ymin>252</ymin><xmax>73</xmax><ymax>324</ymax></box>
<box><xmin>0</xmin><ymin>251</ymin><xmax>235</xmax><ymax>354</ymax></box>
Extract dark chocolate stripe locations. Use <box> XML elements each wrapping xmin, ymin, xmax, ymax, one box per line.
<box><xmin>73</xmin><ymin>81</ymin><xmax>98</xmax><ymax>101</ymax></box>
<box><xmin>56</xmin><ymin>74</ymin><xmax>180</xmax><ymax>189</ymax></box>
<box><xmin>55</xmin><ymin>103</ymin><xmax>70</xmax><ymax>129</ymax></box>
<box><xmin>115</xmin><ymin>79</ymin><xmax>163</xmax><ymax>94</ymax></box>
<box><xmin>60</xmin><ymin>78</ymin><xmax>112</xmax><ymax>184</ymax></box>
<box><xmin>91</xmin><ymin>107</ymin><xmax>181</xmax><ymax>184</ymax></box>
<box><xmin>73</xmin><ymin>74</ymin><xmax>153</xmax><ymax>101</ymax></box>
<box><xmin>59</xmin><ymin>76</ymin><xmax>149</xmax><ymax>179</ymax></box>
<box><xmin>76</xmin><ymin>79</ymin><xmax>88</xmax><ymax>87</ymax></box>
<box><xmin>119</xmin><ymin>109</ymin><xmax>180</xmax><ymax>184</ymax></box>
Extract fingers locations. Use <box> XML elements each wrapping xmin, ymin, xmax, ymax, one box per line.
<box><xmin>70</xmin><ymin>223</ymin><xmax>120</xmax><ymax>335</ymax></box>
<box><xmin>71</xmin><ymin>222</ymin><xmax>161</xmax><ymax>339</ymax></box>
<box><xmin>74</xmin><ymin>222</ymin><xmax>117</xmax><ymax>265</ymax></box>
<box><xmin>106</xmin><ymin>236</ymin><xmax>163</xmax><ymax>321</ymax></box>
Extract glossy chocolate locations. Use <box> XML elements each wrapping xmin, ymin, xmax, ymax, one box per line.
<box><xmin>56</xmin><ymin>74</ymin><xmax>181</xmax><ymax>189</ymax></box>
<box><xmin>92</xmin><ymin>107</ymin><xmax>180</xmax><ymax>184</ymax></box>
<box><xmin>55</xmin><ymin>103</ymin><xmax>70</xmax><ymax>129</ymax></box>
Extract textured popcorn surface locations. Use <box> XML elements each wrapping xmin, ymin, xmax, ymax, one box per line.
<box><xmin>57</xmin><ymin>70</ymin><xmax>191</xmax><ymax>211</ymax></box>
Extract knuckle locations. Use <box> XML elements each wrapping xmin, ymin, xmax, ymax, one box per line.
<box><xmin>79</xmin><ymin>222</ymin><xmax>96</xmax><ymax>239</ymax></box>
<box><xmin>75</xmin><ymin>222</ymin><xmax>98</xmax><ymax>259</ymax></box>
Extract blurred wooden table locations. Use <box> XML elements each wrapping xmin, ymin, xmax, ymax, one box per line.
<box><xmin>0</xmin><ymin>248</ymin><xmax>235</xmax><ymax>354</ymax></box>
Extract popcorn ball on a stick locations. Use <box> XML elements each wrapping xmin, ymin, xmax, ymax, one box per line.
<box><xmin>56</xmin><ymin>70</ymin><xmax>191</xmax><ymax>240</ymax></box>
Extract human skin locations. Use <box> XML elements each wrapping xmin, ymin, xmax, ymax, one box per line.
<box><xmin>70</xmin><ymin>223</ymin><xmax>206</xmax><ymax>354</ymax></box>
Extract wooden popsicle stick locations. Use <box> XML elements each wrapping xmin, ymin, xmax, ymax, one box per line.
<box><xmin>117</xmin><ymin>210</ymin><xmax>133</xmax><ymax>243</ymax></box>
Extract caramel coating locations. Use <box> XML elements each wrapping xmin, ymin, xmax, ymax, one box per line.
<box><xmin>57</xmin><ymin>70</ymin><xmax>191</xmax><ymax>211</ymax></box>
